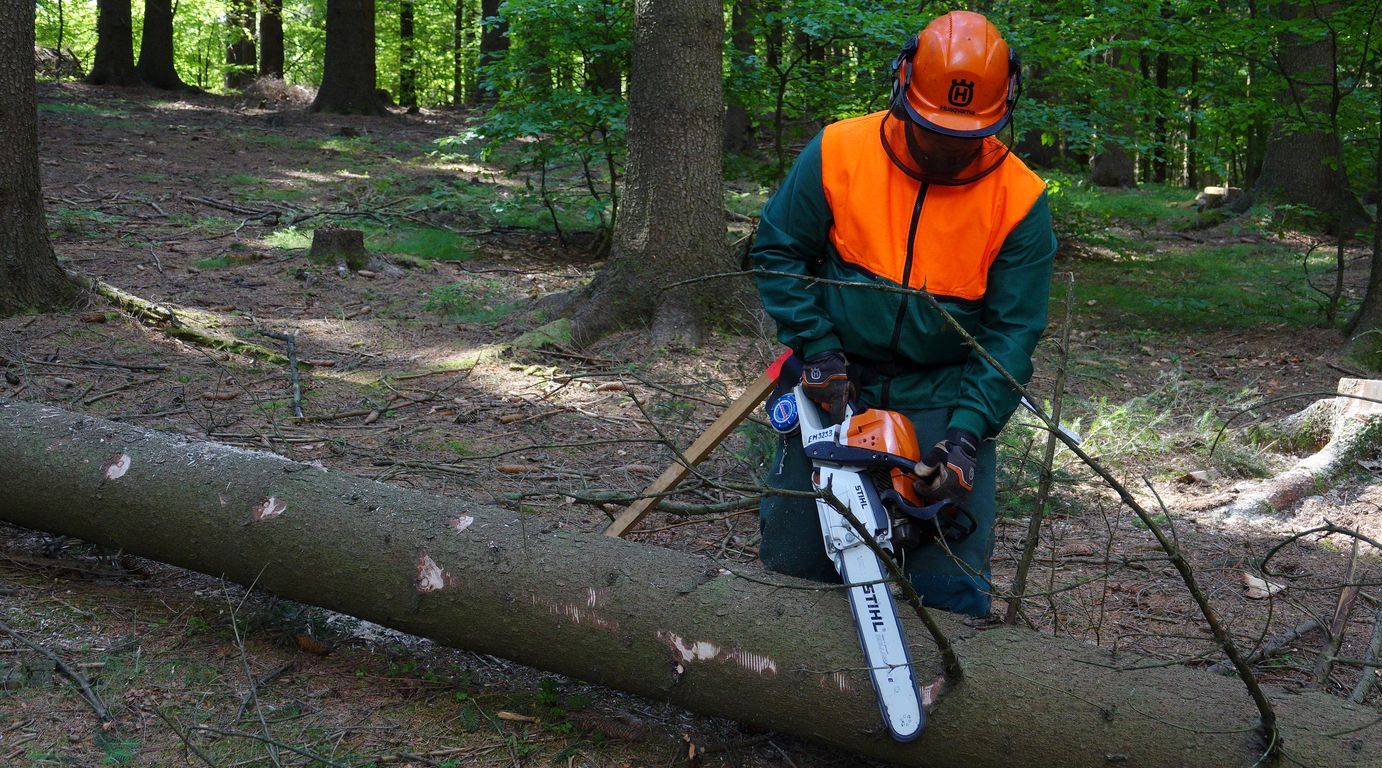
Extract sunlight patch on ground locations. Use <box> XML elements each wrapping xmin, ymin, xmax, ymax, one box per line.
<box><xmin>280</xmin><ymin>169</ymin><xmax>338</xmax><ymax>183</ymax></box>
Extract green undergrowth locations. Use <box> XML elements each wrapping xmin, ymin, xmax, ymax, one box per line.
<box><xmin>1071</xmin><ymin>242</ymin><xmax>1328</xmax><ymax>330</ymax></box>
<box><xmin>1046</xmin><ymin>172</ymin><xmax>1202</xmax><ymax>241</ymax></box>
<box><xmin>424</xmin><ymin>279</ymin><xmax>521</xmax><ymax>323</ymax></box>
<box><xmin>259</xmin><ymin>223</ymin><xmax>475</xmax><ymax>263</ymax></box>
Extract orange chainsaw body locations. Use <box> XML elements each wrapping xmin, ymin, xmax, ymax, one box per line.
<box><xmin>842</xmin><ymin>408</ymin><xmax>924</xmax><ymax>507</ymax></box>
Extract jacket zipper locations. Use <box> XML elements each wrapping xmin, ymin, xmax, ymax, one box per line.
<box><xmin>887</xmin><ymin>183</ymin><xmax>928</xmax><ymax>362</ymax></box>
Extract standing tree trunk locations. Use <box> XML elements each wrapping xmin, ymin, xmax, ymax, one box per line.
<box><xmin>1252</xmin><ymin>3</ymin><xmax>1365</xmax><ymax>234</ymax></box>
<box><xmin>1</xmin><ymin>3</ymin><xmax>77</xmax><ymax>314</ymax></box>
<box><xmin>453</xmin><ymin>0</ymin><xmax>473</xmax><ymax>104</ymax></box>
<box><xmin>2</xmin><ymin>398</ymin><xmax>1381</xmax><ymax>767</ymax></box>
<box><xmin>225</xmin><ymin>0</ymin><xmax>257</xmax><ymax>89</ymax></box>
<box><xmin>259</xmin><ymin>0</ymin><xmax>285</xmax><ymax>79</ymax></box>
<box><xmin>723</xmin><ymin>0</ymin><xmax>755</xmax><ymax>153</ymax></box>
<box><xmin>135</xmin><ymin>0</ymin><xmax>189</xmax><ymax>90</ymax></box>
<box><xmin>476</xmin><ymin>0</ymin><xmax>507</xmax><ymax>100</ymax></box>
<box><xmin>1186</xmin><ymin>56</ymin><xmax>1200</xmax><ymax>189</ymax></box>
<box><xmin>1344</xmin><ymin>63</ymin><xmax>1382</xmax><ymax>366</ymax></box>
<box><xmin>310</xmin><ymin>0</ymin><xmax>385</xmax><ymax>116</ymax></box>
<box><xmin>565</xmin><ymin>0</ymin><xmax>732</xmax><ymax>348</ymax></box>
<box><xmin>87</xmin><ymin>0</ymin><xmax>141</xmax><ymax>86</ymax></box>
<box><xmin>1153</xmin><ymin>47</ymin><xmax>1170</xmax><ymax>184</ymax></box>
<box><xmin>399</xmin><ymin>0</ymin><xmax>418</xmax><ymax>110</ymax></box>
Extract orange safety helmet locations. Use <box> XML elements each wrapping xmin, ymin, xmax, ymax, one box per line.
<box><xmin>890</xmin><ymin>11</ymin><xmax>1019</xmax><ymax>138</ymax></box>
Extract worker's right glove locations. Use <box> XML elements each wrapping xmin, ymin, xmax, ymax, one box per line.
<box><xmin>800</xmin><ymin>351</ymin><xmax>853</xmax><ymax>425</ymax></box>
<box><xmin>914</xmin><ymin>428</ymin><xmax>979</xmax><ymax>505</ymax></box>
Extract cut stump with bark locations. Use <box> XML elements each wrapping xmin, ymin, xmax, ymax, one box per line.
<box><xmin>0</xmin><ymin>397</ymin><xmax>1379</xmax><ymax>767</ymax></box>
<box><xmin>309</xmin><ymin>226</ymin><xmax>368</xmax><ymax>271</ymax></box>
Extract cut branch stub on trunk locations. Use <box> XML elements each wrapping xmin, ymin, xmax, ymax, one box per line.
<box><xmin>1221</xmin><ymin>378</ymin><xmax>1382</xmax><ymax>518</ymax></box>
<box><xmin>0</xmin><ymin>398</ymin><xmax>1379</xmax><ymax>767</ymax></box>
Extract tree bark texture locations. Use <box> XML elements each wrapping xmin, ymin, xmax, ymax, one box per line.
<box><xmin>1</xmin><ymin>398</ymin><xmax>1378</xmax><ymax>767</ymax></box>
<box><xmin>87</xmin><ymin>0</ymin><xmax>141</xmax><ymax>86</ymax></box>
<box><xmin>1</xmin><ymin>4</ymin><xmax>78</xmax><ymax>315</ymax></box>
<box><xmin>1253</xmin><ymin>3</ymin><xmax>1366</xmax><ymax>234</ymax></box>
<box><xmin>135</xmin><ymin>0</ymin><xmax>189</xmax><ymax>90</ymax></box>
<box><xmin>1344</xmin><ymin>57</ymin><xmax>1382</xmax><ymax>357</ymax></box>
<box><xmin>723</xmin><ymin>0</ymin><xmax>755</xmax><ymax>153</ymax></box>
<box><xmin>567</xmin><ymin>0</ymin><xmax>733</xmax><ymax>348</ymax></box>
<box><xmin>225</xmin><ymin>0</ymin><xmax>257</xmax><ymax>89</ymax></box>
<box><xmin>311</xmin><ymin>0</ymin><xmax>385</xmax><ymax>115</ymax></box>
<box><xmin>260</xmin><ymin>0</ymin><xmax>285</xmax><ymax>79</ymax></box>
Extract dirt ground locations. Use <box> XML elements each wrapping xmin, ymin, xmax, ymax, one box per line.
<box><xmin>1</xmin><ymin>81</ymin><xmax>1379</xmax><ymax>767</ymax></box>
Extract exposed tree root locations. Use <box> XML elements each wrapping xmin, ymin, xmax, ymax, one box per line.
<box><xmin>1220</xmin><ymin>379</ymin><xmax>1382</xmax><ymax>518</ymax></box>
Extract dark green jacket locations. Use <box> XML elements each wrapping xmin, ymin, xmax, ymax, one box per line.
<box><xmin>751</xmin><ymin>130</ymin><xmax>1057</xmax><ymax>439</ymax></box>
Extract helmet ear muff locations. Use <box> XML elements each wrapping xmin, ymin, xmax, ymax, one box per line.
<box><xmin>889</xmin><ymin>35</ymin><xmax>918</xmax><ymax>112</ymax></box>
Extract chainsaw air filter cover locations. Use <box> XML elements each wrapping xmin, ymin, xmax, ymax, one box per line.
<box><xmin>843</xmin><ymin>408</ymin><xmax>924</xmax><ymax>507</ymax></box>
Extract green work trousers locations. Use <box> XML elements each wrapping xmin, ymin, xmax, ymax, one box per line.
<box><xmin>758</xmin><ymin>407</ymin><xmax>998</xmax><ymax>618</ymax></box>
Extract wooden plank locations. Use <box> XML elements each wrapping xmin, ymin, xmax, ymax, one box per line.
<box><xmin>603</xmin><ymin>371</ymin><xmax>776</xmax><ymax>538</ymax></box>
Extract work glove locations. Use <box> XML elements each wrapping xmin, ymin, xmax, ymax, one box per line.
<box><xmin>914</xmin><ymin>428</ymin><xmax>979</xmax><ymax>504</ymax></box>
<box><xmin>800</xmin><ymin>351</ymin><xmax>853</xmax><ymax>425</ymax></box>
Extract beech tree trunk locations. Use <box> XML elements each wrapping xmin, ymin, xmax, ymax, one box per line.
<box><xmin>566</xmin><ymin>0</ymin><xmax>735</xmax><ymax>348</ymax></box>
<box><xmin>0</xmin><ymin>397</ymin><xmax>1378</xmax><ymax>767</ymax></box>
<box><xmin>311</xmin><ymin>0</ymin><xmax>386</xmax><ymax>115</ymax></box>
<box><xmin>135</xmin><ymin>0</ymin><xmax>189</xmax><ymax>90</ymax></box>
<box><xmin>87</xmin><ymin>0</ymin><xmax>141</xmax><ymax>86</ymax></box>
<box><xmin>1</xmin><ymin>4</ymin><xmax>78</xmax><ymax>314</ymax></box>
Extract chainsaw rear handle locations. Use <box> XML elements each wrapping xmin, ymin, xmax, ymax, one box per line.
<box><xmin>880</xmin><ymin>492</ymin><xmax>978</xmax><ymax>546</ymax></box>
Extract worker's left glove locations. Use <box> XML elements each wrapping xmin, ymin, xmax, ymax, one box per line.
<box><xmin>914</xmin><ymin>428</ymin><xmax>979</xmax><ymax>504</ymax></box>
<box><xmin>800</xmin><ymin>351</ymin><xmax>853</xmax><ymax>425</ymax></box>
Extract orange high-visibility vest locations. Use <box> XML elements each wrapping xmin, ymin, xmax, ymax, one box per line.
<box><xmin>819</xmin><ymin>111</ymin><xmax>1047</xmax><ymax>301</ymax></box>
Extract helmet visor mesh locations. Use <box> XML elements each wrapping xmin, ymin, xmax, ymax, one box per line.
<box><xmin>880</xmin><ymin>108</ymin><xmax>1013</xmax><ymax>186</ymax></box>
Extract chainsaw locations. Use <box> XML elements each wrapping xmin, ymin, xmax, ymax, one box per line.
<box><xmin>766</xmin><ymin>374</ymin><xmax>976</xmax><ymax>742</ymax></box>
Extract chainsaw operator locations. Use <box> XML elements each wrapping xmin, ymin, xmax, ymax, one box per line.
<box><xmin>751</xmin><ymin>10</ymin><xmax>1057</xmax><ymax>618</ymax></box>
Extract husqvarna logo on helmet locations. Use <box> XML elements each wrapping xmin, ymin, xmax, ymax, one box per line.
<box><xmin>947</xmin><ymin>78</ymin><xmax>975</xmax><ymax>107</ymax></box>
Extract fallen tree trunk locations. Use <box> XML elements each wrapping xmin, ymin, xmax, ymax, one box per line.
<box><xmin>0</xmin><ymin>398</ymin><xmax>1377</xmax><ymax>767</ymax></box>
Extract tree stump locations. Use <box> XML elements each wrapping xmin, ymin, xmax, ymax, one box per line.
<box><xmin>308</xmin><ymin>227</ymin><xmax>368</xmax><ymax>272</ymax></box>
<box><xmin>1221</xmin><ymin>378</ymin><xmax>1382</xmax><ymax>518</ymax></box>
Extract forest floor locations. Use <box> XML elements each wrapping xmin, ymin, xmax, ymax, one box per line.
<box><xmin>1</xmin><ymin>80</ymin><xmax>1380</xmax><ymax>767</ymax></box>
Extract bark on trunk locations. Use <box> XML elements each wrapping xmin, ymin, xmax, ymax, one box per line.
<box><xmin>1252</xmin><ymin>3</ymin><xmax>1367</xmax><ymax>235</ymax></box>
<box><xmin>225</xmin><ymin>0</ymin><xmax>257</xmax><ymax>90</ymax></box>
<box><xmin>1</xmin><ymin>4</ymin><xmax>78</xmax><ymax>315</ymax></box>
<box><xmin>259</xmin><ymin>0</ymin><xmax>285</xmax><ymax>79</ymax></box>
<box><xmin>311</xmin><ymin>0</ymin><xmax>386</xmax><ymax>116</ymax></box>
<box><xmin>566</xmin><ymin>0</ymin><xmax>736</xmax><ymax>348</ymax></box>
<box><xmin>723</xmin><ymin>0</ymin><xmax>755</xmax><ymax>154</ymax></box>
<box><xmin>87</xmin><ymin>0</ymin><xmax>141</xmax><ymax>86</ymax></box>
<box><xmin>0</xmin><ymin>398</ymin><xmax>1378</xmax><ymax>767</ymax></box>
<box><xmin>135</xmin><ymin>0</ymin><xmax>189</xmax><ymax>91</ymax></box>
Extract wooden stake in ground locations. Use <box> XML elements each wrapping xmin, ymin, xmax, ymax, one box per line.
<box><xmin>1</xmin><ymin>397</ymin><xmax>1380</xmax><ymax>767</ymax></box>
